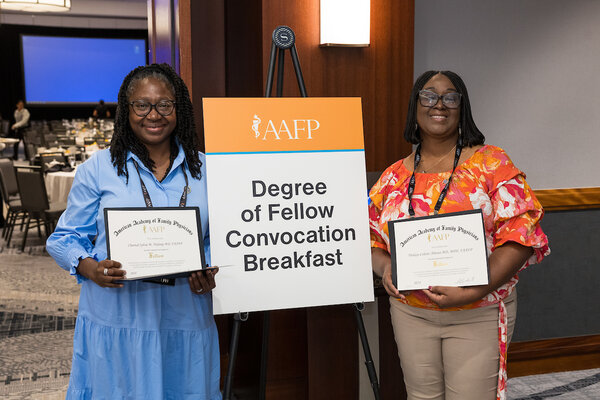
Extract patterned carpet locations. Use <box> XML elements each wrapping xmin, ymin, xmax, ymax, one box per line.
<box><xmin>0</xmin><ymin>231</ymin><xmax>77</xmax><ymax>399</ymax></box>
<box><xmin>508</xmin><ymin>368</ymin><xmax>600</xmax><ymax>399</ymax></box>
<box><xmin>0</xmin><ymin>230</ymin><xmax>598</xmax><ymax>399</ymax></box>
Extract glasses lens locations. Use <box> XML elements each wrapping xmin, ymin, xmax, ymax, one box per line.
<box><xmin>442</xmin><ymin>93</ymin><xmax>461</xmax><ymax>108</ymax></box>
<box><xmin>132</xmin><ymin>101</ymin><xmax>151</xmax><ymax>116</ymax></box>
<box><xmin>156</xmin><ymin>100</ymin><xmax>174</xmax><ymax>116</ymax></box>
<box><xmin>419</xmin><ymin>91</ymin><xmax>438</xmax><ymax>107</ymax></box>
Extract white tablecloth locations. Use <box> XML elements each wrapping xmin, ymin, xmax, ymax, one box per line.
<box><xmin>45</xmin><ymin>170</ymin><xmax>76</xmax><ymax>204</ymax></box>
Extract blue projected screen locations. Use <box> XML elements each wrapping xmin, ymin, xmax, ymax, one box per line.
<box><xmin>21</xmin><ymin>35</ymin><xmax>147</xmax><ymax>104</ymax></box>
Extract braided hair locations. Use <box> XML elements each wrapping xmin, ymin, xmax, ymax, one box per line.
<box><xmin>110</xmin><ymin>63</ymin><xmax>202</xmax><ymax>181</ymax></box>
<box><xmin>403</xmin><ymin>70</ymin><xmax>485</xmax><ymax>147</ymax></box>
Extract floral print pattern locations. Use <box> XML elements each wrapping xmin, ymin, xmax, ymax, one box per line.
<box><xmin>369</xmin><ymin>145</ymin><xmax>550</xmax><ymax>400</ymax></box>
<box><xmin>369</xmin><ymin>144</ymin><xmax>550</xmax><ymax>310</ymax></box>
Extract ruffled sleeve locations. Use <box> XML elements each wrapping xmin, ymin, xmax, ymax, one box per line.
<box><xmin>368</xmin><ymin>160</ymin><xmax>405</xmax><ymax>251</ymax></box>
<box><xmin>486</xmin><ymin>149</ymin><xmax>550</xmax><ymax>268</ymax></box>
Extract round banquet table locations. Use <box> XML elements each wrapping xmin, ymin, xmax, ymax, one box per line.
<box><xmin>0</xmin><ymin>138</ymin><xmax>19</xmax><ymax>144</ymax></box>
<box><xmin>45</xmin><ymin>169</ymin><xmax>77</xmax><ymax>204</ymax></box>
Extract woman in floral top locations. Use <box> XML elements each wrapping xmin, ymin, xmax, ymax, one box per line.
<box><xmin>369</xmin><ymin>70</ymin><xmax>549</xmax><ymax>400</ymax></box>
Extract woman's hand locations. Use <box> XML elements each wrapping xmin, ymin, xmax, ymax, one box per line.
<box><xmin>372</xmin><ymin>248</ymin><xmax>408</xmax><ymax>300</ymax></box>
<box><xmin>188</xmin><ymin>267</ymin><xmax>219</xmax><ymax>295</ymax></box>
<box><xmin>77</xmin><ymin>257</ymin><xmax>126</xmax><ymax>288</ymax></box>
<box><xmin>424</xmin><ymin>242</ymin><xmax>534</xmax><ymax>308</ymax></box>
<box><xmin>423</xmin><ymin>285</ymin><xmax>488</xmax><ymax>308</ymax></box>
<box><xmin>381</xmin><ymin>265</ymin><xmax>408</xmax><ymax>300</ymax></box>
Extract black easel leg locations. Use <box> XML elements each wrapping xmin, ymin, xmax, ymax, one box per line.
<box><xmin>290</xmin><ymin>45</ymin><xmax>308</xmax><ymax>97</ymax></box>
<box><xmin>265</xmin><ymin>42</ymin><xmax>277</xmax><ymax>97</ymax></box>
<box><xmin>223</xmin><ymin>312</ymin><xmax>248</xmax><ymax>400</ymax></box>
<box><xmin>258</xmin><ymin>311</ymin><xmax>271</xmax><ymax>399</ymax></box>
<box><xmin>354</xmin><ymin>303</ymin><xmax>381</xmax><ymax>400</ymax></box>
<box><xmin>276</xmin><ymin>48</ymin><xmax>285</xmax><ymax>97</ymax></box>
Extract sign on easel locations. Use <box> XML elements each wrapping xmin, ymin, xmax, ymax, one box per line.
<box><xmin>203</xmin><ymin>97</ymin><xmax>374</xmax><ymax>315</ymax></box>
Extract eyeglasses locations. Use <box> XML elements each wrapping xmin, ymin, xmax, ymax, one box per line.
<box><xmin>418</xmin><ymin>90</ymin><xmax>461</xmax><ymax>109</ymax></box>
<box><xmin>129</xmin><ymin>100</ymin><xmax>176</xmax><ymax>117</ymax></box>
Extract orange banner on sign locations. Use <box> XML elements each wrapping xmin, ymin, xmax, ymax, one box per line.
<box><xmin>202</xmin><ymin>97</ymin><xmax>364</xmax><ymax>153</ymax></box>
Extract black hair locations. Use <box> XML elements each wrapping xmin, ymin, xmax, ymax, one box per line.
<box><xmin>403</xmin><ymin>70</ymin><xmax>485</xmax><ymax>147</ymax></box>
<box><xmin>110</xmin><ymin>63</ymin><xmax>202</xmax><ymax>181</ymax></box>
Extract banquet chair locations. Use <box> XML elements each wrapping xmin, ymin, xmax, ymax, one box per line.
<box><xmin>0</xmin><ymin>158</ymin><xmax>26</xmax><ymax>247</ymax></box>
<box><xmin>40</xmin><ymin>152</ymin><xmax>69</xmax><ymax>173</ymax></box>
<box><xmin>42</xmin><ymin>132</ymin><xmax>59</xmax><ymax>148</ymax></box>
<box><xmin>14</xmin><ymin>166</ymin><xmax>66</xmax><ymax>251</ymax></box>
<box><xmin>1</xmin><ymin>120</ymin><xmax>9</xmax><ymax>137</ymax></box>
<box><xmin>23</xmin><ymin>128</ymin><xmax>44</xmax><ymax>161</ymax></box>
<box><xmin>57</xmin><ymin>136</ymin><xmax>76</xmax><ymax>146</ymax></box>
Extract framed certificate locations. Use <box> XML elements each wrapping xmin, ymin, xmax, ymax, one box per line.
<box><xmin>104</xmin><ymin>207</ymin><xmax>206</xmax><ymax>280</ymax></box>
<box><xmin>388</xmin><ymin>209</ymin><xmax>489</xmax><ymax>290</ymax></box>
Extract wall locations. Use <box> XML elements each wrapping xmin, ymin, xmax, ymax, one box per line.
<box><xmin>414</xmin><ymin>0</ymin><xmax>600</xmax><ymax>190</ymax></box>
<box><xmin>414</xmin><ymin>0</ymin><xmax>600</xmax><ymax>346</ymax></box>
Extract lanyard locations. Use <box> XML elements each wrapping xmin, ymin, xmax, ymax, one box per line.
<box><xmin>408</xmin><ymin>137</ymin><xmax>462</xmax><ymax>216</ymax></box>
<box><xmin>132</xmin><ymin>159</ymin><xmax>189</xmax><ymax>208</ymax></box>
<box><xmin>131</xmin><ymin>158</ymin><xmax>190</xmax><ymax>286</ymax></box>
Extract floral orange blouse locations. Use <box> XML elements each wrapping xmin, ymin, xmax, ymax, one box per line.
<box><xmin>369</xmin><ymin>145</ymin><xmax>550</xmax><ymax>311</ymax></box>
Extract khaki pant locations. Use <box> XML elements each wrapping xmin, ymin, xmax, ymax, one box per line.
<box><xmin>389</xmin><ymin>291</ymin><xmax>517</xmax><ymax>400</ymax></box>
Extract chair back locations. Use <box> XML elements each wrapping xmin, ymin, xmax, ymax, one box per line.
<box><xmin>15</xmin><ymin>167</ymin><xmax>49</xmax><ymax>213</ymax></box>
<box><xmin>0</xmin><ymin>158</ymin><xmax>19</xmax><ymax>201</ymax></box>
<box><xmin>40</xmin><ymin>152</ymin><xmax>68</xmax><ymax>172</ymax></box>
<box><xmin>43</xmin><ymin>132</ymin><xmax>59</xmax><ymax>148</ymax></box>
<box><xmin>1</xmin><ymin>120</ymin><xmax>9</xmax><ymax>136</ymax></box>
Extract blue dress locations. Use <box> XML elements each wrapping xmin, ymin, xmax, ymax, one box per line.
<box><xmin>46</xmin><ymin>147</ymin><xmax>221</xmax><ymax>400</ymax></box>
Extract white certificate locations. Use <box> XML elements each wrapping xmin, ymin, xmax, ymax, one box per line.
<box><xmin>388</xmin><ymin>209</ymin><xmax>489</xmax><ymax>290</ymax></box>
<box><xmin>104</xmin><ymin>207</ymin><xmax>206</xmax><ymax>280</ymax></box>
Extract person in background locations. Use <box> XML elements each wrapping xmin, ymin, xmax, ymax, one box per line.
<box><xmin>369</xmin><ymin>70</ymin><xmax>550</xmax><ymax>400</ymax></box>
<box><xmin>46</xmin><ymin>64</ymin><xmax>221</xmax><ymax>399</ymax></box>
<box><xmin>10</xmin><ymin>100</ymin><xmax>30</xmax><ymax>160</ymax></box>
<box><xmin>92</xmin><ymin>99</ymin><xmax>111</xmax><ymax>119</ymax></box>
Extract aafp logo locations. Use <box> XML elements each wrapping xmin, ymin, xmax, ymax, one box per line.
<box><xmin>142</xmin><ymin>225</ymin><xmax>166</xmax><ymax>234</ymax></box>
<box><xmin>251</xmin><ymin>114</ymin><xmax>320</xmax><ymax>140</ymax></box>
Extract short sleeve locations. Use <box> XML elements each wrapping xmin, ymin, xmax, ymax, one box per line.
<box><xmin>490</xmin><ymin>172</ymin><xmax>550</xmax><ymax>268</ymax></box>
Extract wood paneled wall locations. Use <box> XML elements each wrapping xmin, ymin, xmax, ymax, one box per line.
<box><xmin>174</xmin><ymin>1</ymin><xmax>415</xmax><ymax>398</ymax></box>
<box><xmin>259</xmin><ymin>0</ymin><xmax>415</xmax><ymax>172</ymax></box>
<box><xmin>180</xmin><ymin>0</ymin><xmax>414</xmax><ymax>171</ymax></box>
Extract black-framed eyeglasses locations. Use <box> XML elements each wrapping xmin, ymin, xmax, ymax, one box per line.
<box><xmin>418</xmin><ymin>90</ymin><xmax>461</xmax><ymax>109</ymax></box>
<box><xmin>129</xmin><ymin>100</ymin><xmax>176</xmax><ymax>117</ymax></box>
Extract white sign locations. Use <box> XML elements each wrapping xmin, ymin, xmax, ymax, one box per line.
<box><xmin>203</xmin><ymin>97</ymin><xmax>374</xmax><ymax>315</ymax></box>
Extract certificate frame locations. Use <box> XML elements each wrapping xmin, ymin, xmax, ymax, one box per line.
<box><xmin>104</xmin><ymin>207</ymin><xmax>206</xmax><ymax>280</ymax></box>
<box><xmin>388</xmin><ymin>209</ymin><xmax>489</xmax><ymax>290</ymax></box>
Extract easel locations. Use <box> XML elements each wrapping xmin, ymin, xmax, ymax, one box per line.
<box><xmin>222</xmin><ymin>26</ymin><xmax>380</xmax><ymax>400</ymax></box>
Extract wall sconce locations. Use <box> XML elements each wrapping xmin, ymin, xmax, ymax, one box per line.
<box><xmin>0</xmin><ymin>0</ymin><xmax>71</xmax><ymax>12</ymax></box>
<box><xmin>320</xmin><ymin>0</ymin><xmax>370</xmax><ymax>47</ymax></box>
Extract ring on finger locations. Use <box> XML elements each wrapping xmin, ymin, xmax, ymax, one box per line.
<box><xmin>103</xmin><ymin>268</ymin><xmax>109</xmax><ymax>276</ymax></box>
<box><xmin>196</xmin><ymin>288</ymin><xmax>203</xmax><ymax>293</ymax></box>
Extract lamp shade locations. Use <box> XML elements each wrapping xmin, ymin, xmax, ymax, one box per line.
<box><xmin>320</xmin><ymin>0</ymin><xmax>370</xmax><ymax>47</ymax></box>
<box><xmin>0</xmin><ymin>0</ymin><xmax>71</xmax><ymax>12</ymax></box>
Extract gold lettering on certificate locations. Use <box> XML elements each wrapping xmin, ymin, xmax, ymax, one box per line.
<box><xmin>148</xmin><ymin>252</ymin><xmax>164</xmax><ymax>259</ymax></box>
<box><xmin>427</xmin><ymin>233</ymin><xmax>451</xmax><ymax>242</ymax></box>
<box><xmin>143</xmin><ymin>225</ymin><xmax>166</xmax><ymax>234</ymax></box>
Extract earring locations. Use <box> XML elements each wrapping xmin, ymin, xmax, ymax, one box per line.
<box><xmin>458</xmin><ymin>126</ymin><xmax>462</xmax><ymax>137</ymax></box>
<box><xmin>415</xmin><ymin>123</ymin><xmax>418</xmax><ymax>132</ymax></box>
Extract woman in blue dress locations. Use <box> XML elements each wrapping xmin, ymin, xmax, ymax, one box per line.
<box><xmin>47</xmin><ymin>63</ymin><xmax>221</xmax><ymax>399</ymax></box>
